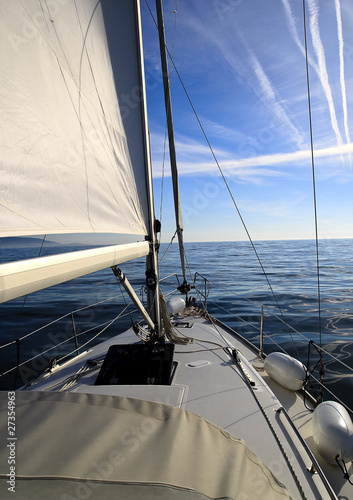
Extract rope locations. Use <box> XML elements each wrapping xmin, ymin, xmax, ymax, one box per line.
<box><xmin>335</xmin><ymin>456</ymin><xmax>353</xmax><ymax>485</ymax></box>
<box><xmin>232</xmin><ymin>350</ymin><xmax>308</xmax><ymax>499</ymax></box>
<box><xmin>304</xmin><ymin>369</ymin><xmax>353</xmax><ymax>417</ymax></box>
<box><xmin>303</xmin><ymin>341</ymin><xmax>323</xmax><ymax>408</ymax></box>
<box><xmin>159</xmin><ymin>291</ymin><xmax>194</xmax><ymax>344</ymax></box>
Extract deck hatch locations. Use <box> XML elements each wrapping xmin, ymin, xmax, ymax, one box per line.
<box><xmin>95</xmin><ymin>343</ymin><xmax>175</xmax><ymax>385</ymax></box>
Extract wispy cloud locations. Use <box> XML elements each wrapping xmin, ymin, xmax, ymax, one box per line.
<box><xmin>243</xmin><ymin>44</ymin><xmax>304</xmax><ymax>148</ymax></box>
<box><xmin>152</xmin><ymin>133</ymin><xmax>353</xmax><ymax>178</ymax></box>
<box><xmin>221</xmin><ymin>142</ymin><xmax>353</xmax><ymax>170</ymax></box>
<box><xmin>237</xmin><ymin>197</ymin><xmax>301</xmax><ymax>218</ymax></box>
<box><xmin>150</xmin><ymin>131</ymin><xmax>226</xmax><ymax>160</ymax></box>
<box><xmin>281</xmin><ymin>0</ymin><xmax>318</xmax><ymax>72</ymax></box>
<box><xmin>283</xmin><ymin>0</ymin><xmax>349</xmax><ymax>149</ymax></box>
<box><xmin>230</xmin><ymin>36</ymin><xmax>305</xmax><ymax>148</ymax></box>
<box><xmin>335</xmin><ymin>0</ymin><xmax>350</xmax><ymax>145</ymax></box>
<box><xmin>196</xmin><ymin>118</ymin><xmax>255</xmax><ymax>145</ymax></box>
<box><xmin>307</xmin><ymin>0</ymin><xmax>343</xmax><ymax>146</ymax></box>
<box><xmin>190</xmin><ymin>14</ymin><xmax>305</xmax><ymax>149</ymax></box>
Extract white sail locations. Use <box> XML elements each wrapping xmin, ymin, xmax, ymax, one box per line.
<box><xmin>0</xmin><ymin>0</ymin><xmax>149</xmax><ymax>237</ymax></box>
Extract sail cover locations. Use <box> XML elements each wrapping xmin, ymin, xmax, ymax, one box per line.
<box><xmin>0</xmin><ymin>0</ymin><xmax>150</xmax><ymax>237</ymax></box>
<box><xmin>0</xmin><ymin>391</ymin><xmax>291</xmax><ymax>499</ymax></box>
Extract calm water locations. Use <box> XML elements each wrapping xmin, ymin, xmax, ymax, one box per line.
<box><xmin>1</xmin><ymin>239</ymin><xmax>353</xmax><ymax>409</ymax></box>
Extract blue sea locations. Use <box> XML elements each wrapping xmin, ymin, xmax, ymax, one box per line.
<box><xmin>1</xmin><ymin>239</ymin><xmax>353</xmax><ymax>410</ymax></box>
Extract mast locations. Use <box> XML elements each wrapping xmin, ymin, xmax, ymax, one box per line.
<box><xmin>155</xmin><ymin>0</ymin><xmax>190</xmax><ymax>294</ymax></box>
<box><xmin>135</xmin><ymin>0</ymin><xmax>162</xmax><ymax>338</ymax></box>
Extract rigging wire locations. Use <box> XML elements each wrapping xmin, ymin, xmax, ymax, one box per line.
<box><xmin>159</xmin><ymin>0</ymin><xmax>179</xmax><ymax>241</ymax></box>
<box><xmin>302</xmin><ymin>0</ymin><xmax>323</xmax><ymax>397</ymax></box>
<box><xmin>0</xmin><ymin>307</ymin><xmax>136</xmax><ymax>380</ymax></box>
<box><xmin>165</xmin><ymin>64</ymin><xmax>289</xmax><ymax>331</ymax></box>
<box><xmin>145</xmin><ymin>1</ymin><xmax>333</xmax><ymax>380</ymax></box>
<box><xmin>190</xmin><ymin>274</ymin><xmax>353</xmax><ymax>412</ymax></box>
<box><xmin>144</xmin><ymin>0</ymin><xmax>295</xmax><ymax>351</ymax></box>
<box><xmin>302</xmin><ymin>0</ymin><xmax>322</xmax><ymax>346</ymax></box>
<box><xmin>14</xmin><ymin>235</ymin><xmax>47</xmax><ymax>330</ymax></box>
<box><xmin>12</xmin><ymin>234</ymin><xmax>47</xmax><ymax>388</ymax></box>
<box><xmin>146</xmin><ymin>0</ymin><xmax>337</xmax><ymax>369</ymax></box>
<box><xmin>0</xmin><ymin>293</ymin><xmax>126</xmax><ymax>349</ymax></box>
<box><xmin>159</xmin><ymin>228</ymin><xmax>178</xmax><ymax>265</ymax></box>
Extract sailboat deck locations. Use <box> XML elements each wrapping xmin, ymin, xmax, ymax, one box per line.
<box><xmin>18</xmin><ymin>310</ymin><xmax>347</xmax><ymax>499</ymax></box>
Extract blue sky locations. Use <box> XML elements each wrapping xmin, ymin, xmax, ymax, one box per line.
<box><xmin>140</xmin><ymin>0</ymin><xmax>353</xmax><ymax>243</ymax></box>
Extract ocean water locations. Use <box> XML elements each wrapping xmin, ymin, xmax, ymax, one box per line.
<box><xmin>1</xmin><ymin>239</ymin><xmax>353</xmax><ymax>410</ymax></box>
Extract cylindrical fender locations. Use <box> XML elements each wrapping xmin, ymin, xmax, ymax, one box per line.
<box><xmin>313</xmin><ymin>401</ymin><xmax>353</xmax><ymax>465</ymax></box>
<box><xmin>264</xmin><ymin>352</ymin><xmax>306</xmax><ymax>391</ymax></box>
<box><xmin>166</xmin><ymin>296</ymin><xmax>185</xmax><ymax>316</ymax></box>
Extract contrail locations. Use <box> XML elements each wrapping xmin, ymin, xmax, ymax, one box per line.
<box><xmin>232</xmin><ymin>23</ymin><xmax>305</xmax><ymax>147</ymax></box>
<box><xmin>307</xmin><ymin>0</ymin><xmax>343</xmax><ymax>146</ymax></box>
<box><xmin>201</xmin><ymin>15</ymin><xmax>305</xmax><ymax>148</ymax></box>
<box><xmin>246</xmin><ymin>47</ymin><xmax>304</xmax><ymax>147</ymax></box>
<box><xmin>335</xmin><ymin>0</ymin><xmax>350</xmax><ymax>146</ymax></box>
<box><xmin>283</xmin><ymin>0</ymin><xmax>344</xmax><ymax>148</ymax></box>
<box><xmin>281</xmin><ymin>0</ymin><xmax>318</xmax><ymax>73</ymax></box>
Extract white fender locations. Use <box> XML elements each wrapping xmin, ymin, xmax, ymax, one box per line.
<box><xmin>166</xmin><ymin>297</ymin><xmax>185</xmax><ymax>316</ymax></box>
<box><xmin>264</xmin><ymin>352</ymin><xmax>306</xmax><ymax>391</ymax></box>
<box><xmin>313</xmin><ymin>401</ymin><xmax>353</xmax><ymax>465</ymax></box>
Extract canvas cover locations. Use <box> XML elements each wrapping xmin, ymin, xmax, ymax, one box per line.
<box><xmin>0</xmin><ymin>391</ymin><xmax>291</xmax><ymax>499</ymax></box>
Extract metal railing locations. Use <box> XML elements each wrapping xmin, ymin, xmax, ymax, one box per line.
<box><xmin>0</xmin><ymin>294</ymin><xmax>139</xmax><ymax>389</ymax></box>
<box><xmin>193</xmin><ymin>272</ymin><xmax>211</xmax><ymax>308</ymax></box>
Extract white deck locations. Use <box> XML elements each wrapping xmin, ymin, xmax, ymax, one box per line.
<box><xmin>20</xmin><ymin>309</ymin><xmax>351</xmax><ymax>499</ymax></box>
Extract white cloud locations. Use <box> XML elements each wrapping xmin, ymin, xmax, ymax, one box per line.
<box><xmin>221</xmin><ymin>142</ymin><xmax>353</xmax><ymax>170</ymax></box>
<box><xmin>180</xmin><ymin>7</ymin><xmax>305</xmax><ymax>149</ymax></box>
<box><xmin>237</xmin><ymin>197</ymin><xmax>299</xmax><ymax>218</ymax></box>
<box><xmin>207</xmin><ymin>25</ymin><xmax>305</xmax><ymax>148</ymax></box>
<box><xmin>335</xmin><ymin>0</ymin><xmax>350</xmax><ymax>145</ymax></box>
<box><xmin>281</xmin><ymin>0</ymin><xmax>318</xmax><ymax>73</ymax></box>
<box><xmin>153</xmin><ymin>139</ymin><xmax>353</xmax><ymax>178</ymax></box>
<box><xmin>308</xmin><ymin>0</ymin><xmax>343</xmax><ymax>146</ymax></box>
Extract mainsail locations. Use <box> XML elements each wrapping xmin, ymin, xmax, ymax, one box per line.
<box><xmin>0</xmin><ymin>0</ymin><xmax>150</xmax><ymax>237</ymax></box>
<box><xmin>0</xmin><ymin>1</ymin><xmax>159</xmax><ymax>310</ymax></box>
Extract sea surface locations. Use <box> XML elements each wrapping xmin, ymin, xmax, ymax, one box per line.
<box><xmin>1</xmin><ymin>239</ymin><xmax>353</xmax><ymax>410</ymax></box>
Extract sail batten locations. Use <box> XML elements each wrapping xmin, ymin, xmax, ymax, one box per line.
<box><xmin>0</xmin><ymin>241</ymin><xmax>150</xmax><ymax>303</ymax></box>
<box><xmin>0</xmin><ymin>0</ymin><xmax>150</xmax><ymax>238</ymax></box>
